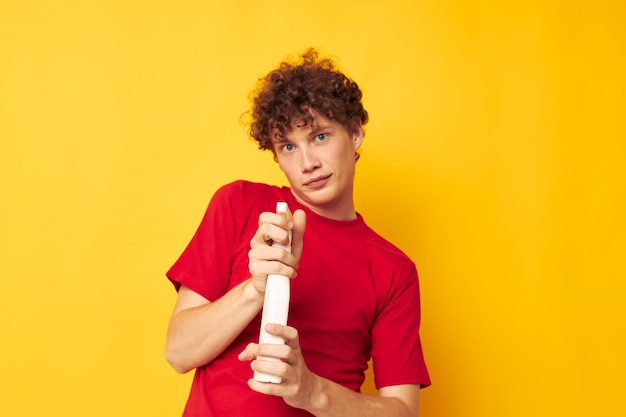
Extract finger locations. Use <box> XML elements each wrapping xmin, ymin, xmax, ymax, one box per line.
<box><xmin>251</xmin><ymin>356</ymin><xmax>289</xmax><ymax>377</ymax></box>
<box><xmin>255</xmin><ymin>341</ymin><xmax>292</xmax><ymax>360</ymax></box>
<box><xmin>237</xmin><ymin>343</ymin><xmax>259</xmax><ymax>361</ymax></box>
<box><xmin>247</xmin><ymin>377</ymin><xmax>285</xmax><ymax>395</ymax></box>
<box><xmin>248</xmin><ymin>245</ymin><xmax>294</xmax><ymax>265</ymax></box>
<box><xmin>250</xmin><ymin>223</ymin><xmax>286</xmax><ymax>247</ymax></box>
<box><xmin>257</xmin><ymin>211</ymin><xmax>292</xmax><ymax>238</ymax></box>
<box><xmin>251</xmin><ymin>221</ymin><xmax>293</xmax><ymax>250</ymax></box>
<box><xmin>264</xmin><ymin>324</ymin><xmax>299</xmax><ymax>347</ymax></box>
<box><xmin>257</xmin><ymin>211</ymin><xmax>290</xmax><ymax>227</ymax></box>
<box><xmin>248</xmin><ymin>255</ymin><xmax>297</xmax><ymax>278</ymax></box>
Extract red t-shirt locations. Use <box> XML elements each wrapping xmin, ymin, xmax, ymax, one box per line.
<box><xmin>167</xmin><ymin>180</ymin><xmax>430</xmax><ymax>416</ymax></box>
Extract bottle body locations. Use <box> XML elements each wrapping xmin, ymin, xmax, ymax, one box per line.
<box><xmin>253</xmin><ymin>202</ymin><xmax>292</xmax><ymax>384</ymax></box>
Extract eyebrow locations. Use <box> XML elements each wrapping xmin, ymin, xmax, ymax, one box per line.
<box><xmin>272</xmin><ymin>136</ymin><xmax>289</xmax><ymax>144</ymax></box>
<box><xmin>309</xmin><ymin>123</ymin><xmax>332</xmax><ymax>136</ymax></box>
<box><xmin>272</xmin><ymin>121</ymin><xmax>334</xmax><ymax>145</ymax></box>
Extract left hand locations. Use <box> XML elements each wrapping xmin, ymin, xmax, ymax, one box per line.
<box><xmin>238</xmin><ymin>323</ymin><xmax>320</xmax><ymax>409</ymax></box>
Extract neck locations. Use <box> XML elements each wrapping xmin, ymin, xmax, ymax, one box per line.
<box><xmin>290</xmin><ymin>191</ymin><xmax>357</xmax><ymax>221</ymax></box>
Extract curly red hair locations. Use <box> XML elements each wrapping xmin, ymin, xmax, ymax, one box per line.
<box><xmin>248</xmin><ymin>48</ymin><xmax>368</xmax><ymax>155</ymax></box>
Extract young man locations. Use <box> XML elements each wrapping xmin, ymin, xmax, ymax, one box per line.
<box><xmin>165</xmin><ymin>49</ymin><xmax>430</xmax><ymax>416</ymax></box>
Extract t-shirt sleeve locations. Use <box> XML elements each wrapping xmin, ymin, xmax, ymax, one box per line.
<box><xmin>166</xmin><ymin>182</ymin><xmax>239</xmax><ymax>302</ymax></box>
<box><xmin>371</xmin><ymin>261</ymin><xmax>431</xmax><ymax>389</ymax></box>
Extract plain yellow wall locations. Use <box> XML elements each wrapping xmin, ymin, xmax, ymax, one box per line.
<box><xmin>1</xmin><ymin>1</ymin><xmax>624</xmax><ymax>416</ymax></box>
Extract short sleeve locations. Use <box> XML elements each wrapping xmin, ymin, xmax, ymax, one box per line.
<box><xmin>371</xmin><ymin>262</ymin><xmax>431</xmax><ymax>388</ymax></box>
<box><xmin>166</xmin><ymin>182</ymin><xmax>239</xmax><ymax>301</ymax></box>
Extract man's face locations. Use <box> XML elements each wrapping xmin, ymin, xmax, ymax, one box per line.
<box><xmin>272</xmin><ymin>109</ymin><xmax>363</xmax><ymax>220</ymax></box>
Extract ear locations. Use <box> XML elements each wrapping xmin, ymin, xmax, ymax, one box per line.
<box><xmin>351</xmin><ymin>118</ymin><xmax>364</xmax><ymax>150</ymax></box>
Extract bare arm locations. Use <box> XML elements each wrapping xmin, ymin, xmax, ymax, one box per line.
<box><xmin>302</xmin><ymin>381</ymin><xmax>420</xmax><ymax>417</ymax></box>
<box><xmin>165</xmin><ymin>209</ymin><xmax>306</xmax><ymax>374</ymax></box>
<box><xmin>165</xmin><ymin>281</ymin><xmax>263</xmax><ymax>373</ymax></box>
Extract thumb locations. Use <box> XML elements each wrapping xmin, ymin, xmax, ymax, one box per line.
<box><xmin>290</xmin><ymin>209</ymin><xmax>306</xmax><ymax>262</ymax></box>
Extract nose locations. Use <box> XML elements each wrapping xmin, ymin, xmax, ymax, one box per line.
<box><xmin>299</xmin><ymin>145</ymin><xmax>320</xmax><ymax>172</ymax></box>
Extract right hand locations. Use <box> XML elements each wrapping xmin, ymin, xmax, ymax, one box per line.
<box><xmin>248</xmin><ymin>209</ymin><xmax>306</xmax><ymax>295</ymax></box>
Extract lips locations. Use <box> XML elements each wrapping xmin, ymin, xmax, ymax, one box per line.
<box><xmin>303</xmin><ymin>174</ymin><xmax>331</xmax><ymax>188</ymax></box>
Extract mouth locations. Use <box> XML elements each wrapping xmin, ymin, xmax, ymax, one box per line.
<box><xmin>303</xmin><ymin>174</ymin><xmax>332</xmax><ymax>188</ymax></box>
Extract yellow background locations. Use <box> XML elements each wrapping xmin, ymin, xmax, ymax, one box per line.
<box><xmin>1</xmin><ymin>1</ymin><xmax>624</xmax><ymax>416</ymax></box>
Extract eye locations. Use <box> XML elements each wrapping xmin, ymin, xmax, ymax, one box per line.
<box><xmin>283</xmin><ymin>143</ymin><xmax>295</xmax><ymax>152</ymax></box>
<box><xmin>315</xmin><ymin>133</ymin><xmax>327</xmax><ymax>141</ymax></box>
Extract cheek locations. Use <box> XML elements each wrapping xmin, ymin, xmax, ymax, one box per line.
<box><xmin>278</xmin><ymin>161</ymin><xmax>298</xmax><ymax>181</ymax></box>
<box><xmin>338</xmin><ymin>146</ymin><xmax>357</xmax><ymax>165</ymax></box>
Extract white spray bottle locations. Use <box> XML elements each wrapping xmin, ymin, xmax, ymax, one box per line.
<box><xmin>254</xmin><ymin>202</ymin><xmax>292</xmax><ymax>383</ymax></box>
